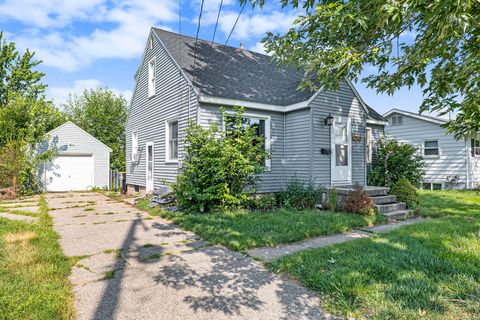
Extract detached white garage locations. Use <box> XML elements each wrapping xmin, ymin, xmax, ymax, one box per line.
<box><xmin>41</xmin><ymin>122</ymin><xmax>111</xmax><ymax>192</ymax></box>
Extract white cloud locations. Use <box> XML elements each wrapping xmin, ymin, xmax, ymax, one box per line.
<box><xmin>249</xmin><ymin>41</ymin><xmax>268</xmax><ymax>55</ymax></box>
<box><xmin>5</xmin><ymin>0</ymin><xmax>178</xmax><ymax>71</ymax></box>
<box><xmin>48</xmin><ymin>79</ymin><xmax>132</xmax><ymax>105</ymax></box>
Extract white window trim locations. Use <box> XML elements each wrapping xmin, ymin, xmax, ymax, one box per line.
<box><xmin>471</xmin><ymin>139</ymin><xmax>480</xmax><ymax>157</ymax></box>
<box><xmin>222</xmin><ymin>112</ymin><xmax>271</xmax><ymax>170</ymax></box>
<box><xmin>423</xmin><ymin>139</ymin><xmax>440</xmax><ymax>158</ymax></box>
<box><xmin>148</xmin><ymin>57</ymin><xmax>156</xmax><ymax>97</ymax></box>
<box><xmin>165</xmin><ymin>118</ymin><xmax>179</xmax><ymax>164</ymax></box>
<box><xmin>366</xmin><ymin>127</ymin><xmax>373</xmax><ymax>164</ymax></box>
<box><xmin>145</xmin><ymin>142</ymin><xmax>154</xmax><ymax>193</ymax></box>
<box><xmin>131</xmin><ymin>130</ymin><xmax>138</xmax><ymax>162</ymax></box>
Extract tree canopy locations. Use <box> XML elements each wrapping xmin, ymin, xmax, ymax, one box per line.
<box><xmin>0</xmin><ymin>32</ymin><xmax>64</xmax><ymax>145</ymax></box>
<box><xmin>62</xmin><ymin>88</ymin><xmax>128</xmax><ymax>170</ymax></box>
<box><xmin>259</xmin><ymin>0</ymin><xmax>479</xmax><ymax>138</ymax></box>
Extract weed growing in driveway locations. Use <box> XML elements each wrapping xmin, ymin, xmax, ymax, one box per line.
<box><xmin>142</xmin><ymin>243</ymin><xmax>155</xmax><ymax>248</ymax></box>
<box><xmin>103</xmin><ymin>248</ymin><xmax>123</xmax><ymax>258</ymax></box>
<box><xmin>69</xmin><ymin>255</ymin><xmax>92</xmax><ymax>267</ymax></box>
<box><xmin>93</xmin><ymin>221</ymin><xmax>106</xmax><ymax>225</ymax></box>
<box><xmin>72</xmin><ymin>214</ymin><xmax>87</xmax><ymax>218</ymax></box>
<box><xmin>102</xmin><ymin>270</ymin><xmax>116</xmax><ymax>280</ymax></box>
<box><xmin>84</xmin><ymin>207</ymin><xmax>95</xmax><ymax>212</ymax></box>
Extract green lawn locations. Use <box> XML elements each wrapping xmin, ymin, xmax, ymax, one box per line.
<box><xmin>268</xmin><ymin>190</ymin><xmax>480</xmax><ymax>319</ymax></box>
<box><xmin>152</xmin><ymin>201</ymin><xmax>383</xmax><ymax>251</ymax></box>
<box><xmin>0</xmin><ymin>196</ymin><xmax>75</xmax><ymax>320</ymax></box>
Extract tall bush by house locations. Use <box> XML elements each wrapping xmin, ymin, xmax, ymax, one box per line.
<box><xmin>173</xmin><ymin>107</ymin><xmax>268</xmax><ymax>213</ymax></box>
<box><xmin>368</xmin><ymin>136</ymin><xmax>425</xmax><ymax>188</ymax></box>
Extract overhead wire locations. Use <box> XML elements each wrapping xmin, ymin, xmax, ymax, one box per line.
<box><xmin>225</xmin><ymin>2</ymin><xmax>246</xmax><ymax>46</ymax></box>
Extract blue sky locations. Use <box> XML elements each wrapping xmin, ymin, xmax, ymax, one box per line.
<box><xmin>0</xmin><ymin>0</ymin><xmax>426</xmax><ymax>115</ymax></box>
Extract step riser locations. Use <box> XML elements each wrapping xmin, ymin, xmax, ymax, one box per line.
<box><xmin>366</xmin><ymin>189</ymin><xmax>389</xmax><ymax>197</ymax></box>
<box><xmin>375</xmin><ymin>202</ymin><xmax>406</xmax><ymax>213</ymax></box>
<box><xmin>382</xmin><ymin>210</ymin><xmax>410</xmax><ymax>221</ymax></box>
<box><xmin>372</xmin><ymin>195</ymin><xmax>397</xmax><ymax>205</ymax></box>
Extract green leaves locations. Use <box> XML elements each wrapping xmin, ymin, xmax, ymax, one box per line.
<box><xmin>261</xmin><ymin>0</ymin><xmax>480</xmax><ymax>137</ymax></box>
<box><xmin>62</xmin><ymin>88</ymin><xmax>128</xmax><ymax>170</ymax></box>
<box><xmin>174</xmin><ymin>107</ymin><xmax>268</xmax><ymax>213</ymax></box>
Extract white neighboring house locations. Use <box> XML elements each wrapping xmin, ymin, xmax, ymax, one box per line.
<box><xmin>39</xmin><ymin>122</ymin><xmax>111</xmax><ymax>192</ymax></box>
<box><xmin>384</xmin><ymin>109</ymin><xmax>480</xmax><ymax>190</ymax></box>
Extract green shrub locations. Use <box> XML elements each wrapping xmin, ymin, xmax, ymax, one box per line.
<box><xmin>173</xmin><ymin>107</ymin><xmax>268</xmax><ymax>213</ymax></box>
<box><xmin>344</xmin><ymin>184</ymin><xmax>375</xmax><ymax>214</ymax></box>
<box><xmin>390</xmin><ymin>178</ymin><xmax>419</xmax><ymax>209</ymax></box>
<box><xmin>326</xmin><ymin>187</ymin><xmax>338</xmax><ymax>211</ymax></box>
<box><xmin>276</xmin><ymin>177</ymin><xmax>324</xmax><ymax>210</ymax></box>
<box><xmin>247</xmin><ymin>194</ymin><xmax>277</xmax><ymax>211</ymax></box>
<box><xmin>368</xmin><ymin>136</ymin><xmax>425</xmax><ymax>188</ymax></box>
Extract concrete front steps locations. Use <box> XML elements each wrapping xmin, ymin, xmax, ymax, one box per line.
<box><xmin>336</xmin><ymin>186</ymin><xmax>410</xmax><ymax>221</ymax></box>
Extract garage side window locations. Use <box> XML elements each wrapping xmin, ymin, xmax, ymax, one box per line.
<box><xmin>166</xmin><ymin>120</ymin><xmax>178</xmax><ymax>162</ymax></box>
<box><xmin>131</xmin><ymin>131</ymin><xmax>138</xmax><ymax>161</ymax></box>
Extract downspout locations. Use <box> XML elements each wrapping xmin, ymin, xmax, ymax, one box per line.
<box><xmin>466</xmin><ymin>139</ymin><xmax>470</xmax><ymax>189</ymax></box>
<box><xmin>309</xmin><ymin>106</ymin><xmax>314</xmax><ymax>180</ymax></box>
<box><xmin>283</xmin><ymin>112</ymin><xmax>287</xmax><ymax>188</ymax></box>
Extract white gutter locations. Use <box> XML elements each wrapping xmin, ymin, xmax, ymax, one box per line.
<box><xmin>366</xmin><ymin>119</ymin><xmax>388</xmax><ymax>126</ymax></box>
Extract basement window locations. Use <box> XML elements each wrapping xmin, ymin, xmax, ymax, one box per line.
<box><xmin>423</xmin><ymin>182</ymin><xmax>443</xmax><ymax>190</ymax></box>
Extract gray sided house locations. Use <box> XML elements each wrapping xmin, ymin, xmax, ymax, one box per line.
<box><xmin>126</xmin><ymin>28</ymin><xmax>387</xmax><ymax>194</ymax></box>
<box><xmin>39</xmin><ymin>122</ymin><xmax>111</xmax><ymax>192</ymax></box>
<box><xmin>384</xmin><ymin>109</ymin><xmax>480</xmax><ymax>189</ymax></box>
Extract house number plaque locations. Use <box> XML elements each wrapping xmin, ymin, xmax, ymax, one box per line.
<box><xmin>352</xmin><ymin>135</ymin><xmax>361</xmax><ymax>142</ymax></box>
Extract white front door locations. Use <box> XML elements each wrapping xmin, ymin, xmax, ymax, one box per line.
<box><xmin>46</xmin><ymin>155</ymin><xmax>94</xmax><ymax>191</ymax></box>
<box><xmin>146</xmin><ymin>142</ymin><xmax>154</xmax><ymax>193</ymax></box>
<box><xmin>331</xmin><ymin>117</ymin><xmax>352</xmax><ymax>185</ymax></box>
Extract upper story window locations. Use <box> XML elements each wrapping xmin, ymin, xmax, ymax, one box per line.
<box><xmin>390</xmin><ymin>115</ymin><xmax>403</xmax><ymax>125</ymax></box>
<box><xmin>148</xmin><ymin>58</ymin><xmax>156</xmax><ymax>97</ymax></box>
<box><xmin>131</xmin><ymin>130</ymin><xmax>138</xmax><ymax>161</ymax></box>
<box><xmin>472</xmin><ymin>139</ymin><xmax>480</xmax><ymax>157</ymax></box>
<box><xmin>166</xmin><ymin>120</ymin><xmax>178</xmax><ymax>162</ymax></box>
<box><xmin>424</xmin><ymin>140</ymin><xmax>439</xmax><ymax>157</ymax></box>
<box><xmin>224</xmin><ymin>114</ymin><xmax>271</xmax><ymax>168</ymax></box>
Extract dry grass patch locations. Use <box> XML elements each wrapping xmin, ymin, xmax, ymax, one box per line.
<box><xmin>4</xmin><ymin>231</ymin><xmax>37</xmax><ymax>243</ymax></box>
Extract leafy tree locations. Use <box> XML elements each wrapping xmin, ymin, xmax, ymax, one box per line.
<box><xmin>0</xmin><ymin>32</ymin><xmax>64</xmax><ymax>195</ymax></box>
<box><xmin>62</xmin><ymin>88</ymin><xmax>128</xmax><ymax>170</ymax></box>
<box><xmin>0</xmin><ymin>32</ymin><xmax>64</xmax><ymax>145</ymax></box>
<box><xmin>368</xmin><ymin>136</ymin><xmax>425</xmax><ymax>188</ymax></box>
<box><xmin>259</xmin><ymin>0</ymin><xmax>479</xmax><ymax>138</ymax></box>
<box><xmin>174</xmin><ymin>107</ymin><xmax>268</xmax><ymax>213</ymax></box>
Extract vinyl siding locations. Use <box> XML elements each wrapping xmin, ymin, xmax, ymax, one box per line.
<box><xmin>126</xmin><ymin>30</ymin><xmax>198</xmax><ymax>188</ymax></box>
<box><xmin>311</xmin><ymin>82</ymin><xmax>367</xmax><ymax>186</ymax></box>
<box><xmin>285</xmin><ymin>108</ymin><xmax>311</xmax><ymax>181</ymax></box>
<box><xmin>385</xmin><ymin>114</ymin><xmax>471</xmax><ymax>189</ymax></box>
<box><xmin>200</xmin><ymin>104</ymin><xmax>286</xmax><ymax>192</ymax></box>
<box><xmin>40</xmin><ymin>122</ymin><xmax>111</xmax><ymax>189</ymax></box>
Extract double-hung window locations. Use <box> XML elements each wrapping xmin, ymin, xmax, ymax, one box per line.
<box><xmin>131</xmin><ymin>130</ymin><xmax>138</xmax><ymax>161</ymax></box>
<box><xmin>471</xmin><ymin>139</ymin><xmax>480</xmax><ymax>157</ymax></box>
<box><xmin>166</xmin><ymin>120</ymin><xmax>178</xmax><ymax>162</ymax></box>
<box><xmin>148</xmin><ymin>58</ymin><xmax>156</xmax><ymax>97</ymax></box>
<box><xmin>424</xmin><ymin>140</ymin><xmax>439</xmax><ymax>157</ymax></box>
<box><xmin>224</xmin><ymin>114</ymin><xmax>271</xmax><ymax>168</ymax></box>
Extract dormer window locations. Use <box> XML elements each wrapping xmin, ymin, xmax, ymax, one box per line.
<box><xmin>148</xmin><ymin>58</ymin><xmax>156</xmax><ymax>97</ymax></box>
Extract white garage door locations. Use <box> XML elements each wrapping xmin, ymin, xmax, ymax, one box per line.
<box><xmin>46</xmin><ymin>155</ymin><xmax>94</xmax><ymax>192</ymax></box>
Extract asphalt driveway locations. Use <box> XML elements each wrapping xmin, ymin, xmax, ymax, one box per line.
<box><xmin>46</xmin><ymin>192</ymin><xmax>331</xmax><ymax>320</ymax></box>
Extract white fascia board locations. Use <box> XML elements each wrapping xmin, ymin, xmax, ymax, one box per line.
<box><xmin>366</xmin><ymin>119</ymin><xmax>388</xmax><ymax>126</ymax></box>
<box><xmin>198</xmin><ymin>95</ymin><xmax>310</xmax><ymax>113</ymax></box>
<box><xmin>383</xmin><ymin>108</ymin><xmax>447</xmax><ymax>125</ymax></box>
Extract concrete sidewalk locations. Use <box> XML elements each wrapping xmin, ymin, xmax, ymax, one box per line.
<box><xmin>46</xmin><ymin>192</ymin><xmax>333</xmax><ymax>320</ymax></box>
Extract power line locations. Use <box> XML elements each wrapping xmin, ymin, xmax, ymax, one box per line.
<box><xmin>192</xmin><ymin>0</ymin><xmax>205</xmax><ymax>86</ymax></box>
<box><xmin>225</xmin><ymin>2</ymin><xmax>246</xmax><ymax>46</ymax></box>
<box><xmin>211</xmin><ymin>0</ymin><xmax>224</xmax><ymax>46</ymax></box>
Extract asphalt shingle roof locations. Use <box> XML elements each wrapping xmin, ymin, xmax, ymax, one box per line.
<box><xmin>153</xmin><ymin>28</ymin><xmax>386</xmax><ymax>123</ymax></box>
<box><xmin>153</xmin><ymin>28</ymin><xmax>314</xmax><ymax>106</ymax></box>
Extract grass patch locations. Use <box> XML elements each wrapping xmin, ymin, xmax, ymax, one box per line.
<box><xmin>83</xmin><ymin>207</ymin><xmax>95</xmax><ymax>212</ymax></box>
<box><xmin>103</xmin><ymin>248</ymin><xmax>123</xmax><ymax>258</ymax></box>
<box><xmin>0</xmin><ymin>195</ymin><xmax>75</xmax><ymax>319</ymax></box>
<box><xmin>142</xmin><ymin>243</ymin><xmax>155</xmax><ymax>248</ymax></box>
<box><xmin>69</xmin><ymin>255</ymin><xmax>92</xmax><ymax>267</ymax></box>
<box><xmin>93</xmin><ymin>221</ymin><xmax>107</xmax><ymax>225</ymax></box>
<box><xmin>1</xmin><ymin>208</ymin><xmax>39</xmax><ymax>217</ymax></box>
<box><xmin>160</xmin><ymin>208</ymin><xmax>382</xmax><ymax>251</ymax></box>
<box><xmin>268</xmin><ymin>190</ymin><xmax>480</xmax><ymax>319</ymax></box>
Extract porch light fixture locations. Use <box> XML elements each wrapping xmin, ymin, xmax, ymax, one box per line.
<box><xmin>324</xmin><ymin>114</ymin><xmax>334</xmax><ymax>126</ymax></box>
